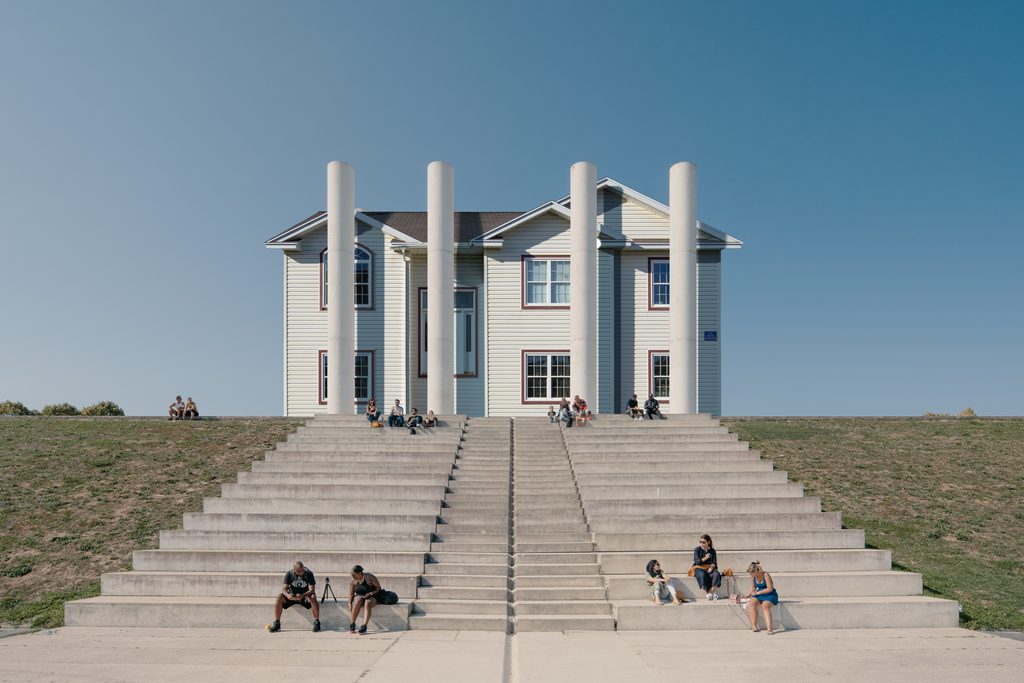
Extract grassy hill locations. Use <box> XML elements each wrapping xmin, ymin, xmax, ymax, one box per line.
<box><xmin>1</xmin><ymin>416</ymin><xmax>1021</xmax><ymax>630</ymax></box>
<box><xmin>0</xmin><ymin>417</ymin><xmax>301</xmax><ymax>628</ymax></box>
<box><xmin>722</xmin><ymin>417</ymin><xmax>1024</xmax><ymax>631</ymax></box>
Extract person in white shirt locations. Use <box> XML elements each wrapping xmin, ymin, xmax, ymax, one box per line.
<box><xmin>388</xmin><ymin>399</ymin><xmax>405</xmax><ymax>427</ymax></box>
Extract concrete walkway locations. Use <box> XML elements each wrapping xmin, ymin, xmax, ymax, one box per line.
<box><xmin>0</xmin><ymin>627</ymin><xmax>1021</xmax><ymax>682</ymax></box>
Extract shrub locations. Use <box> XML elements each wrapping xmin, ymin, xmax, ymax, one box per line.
<box><xmin>959</xmin><ymin>407</ymin><xmax>977</xmax><ymax>417</ymax></box>
<box><xmin>81</xmin><ymin>401</ymin><xmax>125</xmax><ymax>416</ymax></box>
<box><xmin>0</xmin><ymin>401</ymin><xmax>36</xmax><ymax>415</ymax></box>
<box><xmin>41</xmin><ymin>402</ymin><xmax>80</xmax><ymax>416</ymax></box>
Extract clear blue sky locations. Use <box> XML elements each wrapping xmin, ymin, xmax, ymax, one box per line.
<box><xmin>1</xmin><ymin>0</ymin><xmax>1021</xmax><ymax>416</ymax></box>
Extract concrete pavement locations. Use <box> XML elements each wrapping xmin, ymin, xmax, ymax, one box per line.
<box><xmin>1</xmin><ymin>627</ymin><xmax>1021</xmax><ymax>682</ymax></box>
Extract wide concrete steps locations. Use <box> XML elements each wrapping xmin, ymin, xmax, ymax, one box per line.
<box><xmin>101</xmin><ymin>571</ymin><xmax>420</xmax><ymax>598</ymax></box>
<box><xmin>605</xmin><ymin>570</ymin><xmax>924</xmax><ymax>600</ymax></box>
<box><xmin>612</xmin><ymin>596</ymin><xmax>959</xmax><ymax>630</ymax></box>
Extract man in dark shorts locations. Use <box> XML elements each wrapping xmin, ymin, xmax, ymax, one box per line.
<box><xmin>269</xmin><ymin>561</ymin><xmax>321</xmax><ymax>633</ymax></box>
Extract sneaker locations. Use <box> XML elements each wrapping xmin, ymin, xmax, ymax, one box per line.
<box><xmin>312</xmin><ymin>619</ymin><xmax>321</xmax><ymax>633</ymax></box>
<box><xmin>712</xmin><ymin>593</ymin><xmax>720</xmax><ymax>601</ymax></box>
<box><xmin>268</xmin><ymin>620</ymin><xmax>280</xmax><ymax>633</ymax></box>
<box><xmin>706</xmin><ymin>593</ymin><xmax>713</xmax><ymax>600</ymax></box>
<box><xmin>349</xmin><ymin>622</ymin><xmax>356</xmax><ymax>633</ymax></box>
<box><xmin>358</xmin><ymin>624</ymin><xmax>367</xmax><ymax>635</ymax></box>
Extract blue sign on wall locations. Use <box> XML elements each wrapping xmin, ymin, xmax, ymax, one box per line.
<box><xmin>704</xmin><ymin>331</ymin><xmax>718</xmax><ymax>342</ymax></box>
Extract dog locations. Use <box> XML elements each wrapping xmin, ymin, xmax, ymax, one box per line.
<box><xmin>370</xmin><ymin>420</ymin><xmax>384</xmax><ymax>429</ymax></box>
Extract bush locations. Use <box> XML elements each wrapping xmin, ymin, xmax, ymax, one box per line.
<box><xmin>0</xmin><ymin>400</ymin><xmax>36</xmax><ymax>415</ymax></box>
<box><xmin>959</xmin><ymin>407</ymin><xmax>977</xmax><ymax>417</ymax></box>
<box><xmin>41</xmin><ymin>402</ymin><xmax>80</xmax><ymax>416</ymax></box>
<box><xmin>81</xmin><ymin>401</ymin><xmax>124</xmax><ymax>416</ymax></box>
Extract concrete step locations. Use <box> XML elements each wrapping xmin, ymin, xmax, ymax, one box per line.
<box><xmin>221</xmin><ymin>483</ymin><xmax>447</xmax><ymax>500</ymax></box>
<box><xmin>568</xmin><ymin>448</ymin><xmax>756</xmax><ymax>461</ymax></box>
<box><xmin>132</xmin><ymin>549</ymin><xmax>424</xmax><ymax>573</ymax></box>
<box><xmin>64</xmin><ymin>596</ymin><xmax>411</xmax><ymax>631</ymax></box>
<box><xmin>408</xmin><ymin>614</ymin><xmax>509</xmax><ymax>631</ymax></box>
<box><xmin>583</xmin><ymin>497</ymin><xmax>822</xmax><ymax>515</ymax></box>
<box><xmin>515</xmin><ymin>541</ymin><xmax>595</xmax><ymax>553</ymax></box>
<box><xmin>412</xmin><ymin>599</ymin><xmax>508</xmax><ymax>615</ymax></box>
<box><xmin>565</xmin><ymin>434</ymin><xmax>737</xmax><ymax>445</ymax></box>
<box><xmin>605</xmin><ymin>570</ymin><xmax>924</xmax><ymax>600</ymax></box>
<box><xmin>587</xmin><ymin>512</ymin><xmax>842</xmax><ymax>532</ymax></box>
<box><xmin>573</xmin><ymin>461</ymin><xmax>772</xmax><ymax>473</ymax></box>
<box><xmin>236</xmin><ymin>472</ymin><xmax>451</xmax><ymax>486</ymax></box>
<box><xmin>203</xmin><ymin>498</ymin><xmax>441</xmax><ymax>516</ymax></box>
<box><xmin>252</xmin><ymin>461</ymin><xmax>454</xmax><ymax>474</ymax></box>
<box><xmin>101</xmin><ymin>571</ymin><xmax>419</xmax><ymax>598</ymax></box>
<box><xmin>515</xmin><ymin>563</ymin><xmax>600</xmax><ymax>576</ymax></box>
<box><xmin>515</xmin><ymin>522</ymin><xmax>589</xmax><ymax>533</ymax></box>
<box><xmin>579</xmin><ymin>483</ymin><xmax>804</xmax><ymax>500</ymax></box>
<box><xmin>435</xmin><ymin>523</ymin><xmax>509</xmax><ymax>534</ymax></box>
<box><xmin>419</xmin><ymin>574</ymin><xmax>508</xmax><ymax>588</ymax></box>
<box><xmin>269</xmin><ymin>447</ymin><xmax>456</xmax><ymax>457</ymax></box>
<box><xmin>514</xmin><ymin>587</ymin><xmax>608</xmax><ymax>601</ymax></box>
<box><xmin>158</xmin><ymin>530</ymin><xmax>432</xmax><ymax>552</ymax></box>
<box><xmin>514</xmin><ymin>614</ymin><xmax>615</xmax><ymax>632</ymax></box>
<box><xmin>515</xmin><ymin>552</ymin><xmax>597</xmax><ymax>564</ymax></box>
<box><xmin>514</xmin><ymin>600</ymin><xmax>612</xmax><ymax>616</ymax></box>
<box><xmin>514</xmin><ymin>575</ymin><xmax>604</xmax><ymax>588</ymax></box>
<box><xmin>428</xmin><ymin>552</ymin><xmax>510</xmax><ymax>564</ymax></box>
<box><xmin>597</xmin><ymin>549</ymin><xmax>893</xmax><ymax>574</ymax></box>
<box><xmin>181</xmin><ymin>512</ymin><xmax>438</xmax><ymax>533</ymax></box>
<box><xmin>576</xmin><ymin>471</ymin><xmax>790</xmax><ymax>485</ymax></box>
<box><xmin>612</xmin><ymin>596</ymin><xmax>959</xmax><ymax>630</ymax></box>
<box><xmin>593</xmin><ymin>529</ymin><xmax>866</xmax><ymax>552</ymax></box>
<box><xmin>423</xmin><ymin>563</ymin><xmax>510</xmax><ymax>577</ymax></box>
<box><xmin>431</xmin><ymin>542</ymin><xmax>510</xmax><ymax>553</ymax></box>
<box><xmin>416</xmin><ymin>586</ymin><xmax>509</xmax><ymax>601</ymax></box>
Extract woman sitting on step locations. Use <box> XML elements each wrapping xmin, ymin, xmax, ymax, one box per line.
<box><xmin>365</xmin><ymin>399</ymin><xmax>380</xmax><ymax>424</ymax></box>
<box><xmin>645</xmin><ymin>559</ymin><xmax>683</xmax><ymax>605</ymax></box>
<box><xmin>743</xmin><ymin>561</ymin><xmax>779</xmax><ymax>635</ymax></box>
<box><xmin>691</xmin><ymin>534</ymin><xmax>722</xmax><ymax>600</ymax></box>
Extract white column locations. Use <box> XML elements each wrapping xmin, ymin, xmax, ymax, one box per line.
<box><xmin>326</xmin><ymin>161</ymin><xmax>355</xmax><ymax>414</ymax></box>
<box><xmin>427</xmin><ymin>161</ymin><xmax>455</xmax><ymax>415</ymax></box>
<box><xmin>570</xmin><ymin>161</ymin><xmax>598</xmax><ymax>406</ymax></box>
<box><xmin>669</xmin><ymin>161</ymin><xmax>697</xmax><ymax>414</ymax></box>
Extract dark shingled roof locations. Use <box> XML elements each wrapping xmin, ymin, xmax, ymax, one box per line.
<box><xmin>363</xmin><ymin>212</ymin><xmax>523</xmax><ymax>242</ymax></box>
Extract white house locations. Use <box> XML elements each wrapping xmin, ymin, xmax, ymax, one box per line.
<box><xmin>265</xmin><ymin>163</ymin><xmax>741</xmax><ymax>417</ymax></box>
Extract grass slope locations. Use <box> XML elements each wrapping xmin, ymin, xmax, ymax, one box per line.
<box><xmin>722</xmin><ymin>417</ymin><xmax>1024</xmax><ymax>631</ymax></box>
<box><xmin>0</xmin><ymin>417</ymin><xmax>301</xmax><ymax>628</ymax></box>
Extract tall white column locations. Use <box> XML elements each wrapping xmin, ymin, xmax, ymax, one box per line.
<box><xmin>427</xmin><ymin>161</ymin><xmax>455</xmax><ymax>415</ymax></box>
<box><xmin>570</xmin><ymin>161</ymin><xmax>598</xmax><ymax>406</ymax></box>
<box><xmin>326</xmin><ymin>161</ymin><xmax>355</xmax><ymax>414</ymax></box>
<box><xmin>669</xmin><ymin>161</ymin><xmax>697</xmax><ymax>414</ymax></box>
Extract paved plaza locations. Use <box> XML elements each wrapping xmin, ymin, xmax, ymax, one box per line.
<box><xmin>1</xmin><ymin>626</ymin><xmax>1021</xmax><ymax>682</ymax></box>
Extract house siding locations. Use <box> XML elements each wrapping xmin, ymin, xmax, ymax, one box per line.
<box><xmin>697</xmin><ymin>250</ymin><xmax>721</xmax><ymax>416</ymax></box>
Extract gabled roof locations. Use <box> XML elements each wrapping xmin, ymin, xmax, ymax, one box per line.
<box><xmin>265</xmin><ymin>177</ymin><xmax>741</xmax><ymax>250</ymax></box>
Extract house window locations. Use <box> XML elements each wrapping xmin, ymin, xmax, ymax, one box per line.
<box><xmin>523</xmin><ymin>257</ymin><xmax>570</xmax><ymax>307</ymax></box>
<box><xmin>650</xmin><ymin>352</ymin><xmax>670</xmax><ymax>401</ymax></box>
<box><xmin>318</xmin><ymin>350</ymin><xmax>374</xmax><ymax>405</ymax></box>
<box><xmin>522</xmin><ymin>352</ymin><xmax>571</xmax><ymax>402</ymax></box>
<box><xmin>320</xmin><ymin>246</ymin><xmax>373</xmax><ymax>310</ymax></box>
<box><xmin>650</xmin><ymin>258</ymin><xmax>670</xmax><ymax>308</ymax></box>
<box><xmin>419</xmin><ymin>289</ymin><xmax>477</xmax><ymax>377</ymax></box>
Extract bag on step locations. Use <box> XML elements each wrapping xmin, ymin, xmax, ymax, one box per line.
<box><xmin>377</xmin><ymin>590</ymin><xmax>399</xmax><ymax>605</ymax></box>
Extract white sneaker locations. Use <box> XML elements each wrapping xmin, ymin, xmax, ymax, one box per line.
<box><xmin>706</xmin><ymin>593</ymin><xmax>713</xmax><ymax>600</ymax></box>
<box><xmin>712</xmin><ymin>593</ymin><xmax>720</xmax><ymax>601</ymax></box>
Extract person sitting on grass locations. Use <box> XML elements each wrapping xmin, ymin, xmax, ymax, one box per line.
<box><xmin>645</xmin><ymin>559</ymin><xmax>683</xmax><ymax>606</ymax></box>
<box><xmin>744</xmin><ymin>561</ymin><xmax>779</xmax><ymax>634</ymax></box>
<box><xmin>365</xmin><ymin>399</ymin><xmax>380</xmax><ymax>424</ymax></box>
<box><xmin>407</xmin><ymin>408</ymin><xmax>423</xmax><ymax>433</ymax></box>
<box><xmin>422</xmin><ymin>410</ymin><xmax>437</xmax><ymax>428</ymax></box>
<box><xmin>168</xmin><ymin>396</ymin><xmax>185</xmax><ymax>420</ymax></box>
<box><xmin>269</xmin><ymin>560</ymin><xmax>320</xmax><ymax>633</ymax></box>
<box><xmin>184</xmin><ymin>397</ymin><xmax>199</xmax><ymax>420</ymax></box>
<box><xmin>626</xmin><ymin>394</ymin><xmax>643</xmax><ymax>420</ymax></box>
<box><xmin>388</xmin><ymin>399</ymin><xmax>405</xmax><ymax>427</ymax></box>
<box><xmin>644</xmin><ymin>394</ymin><xmax>664</xmax><ymax>420</ymax></box>
<box><xmin>348</xmin><ymin>564</ymin><xmax>396</xmax><ymax>634</ymax></box>
<box><xmin>691</xmin><ymin>534</ymin><xmax>722</xmax><ymax>600</ymax></box>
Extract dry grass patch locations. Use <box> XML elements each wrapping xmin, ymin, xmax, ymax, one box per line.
<box><xmin>0</xmin><ymin>417</ymin><xmax>301</xmax><ymax>627</ymax></box>
<box><xmin>722</xmin><ymin>417</ymin><xmax>1024</xmax><ymax>631</ymax></box>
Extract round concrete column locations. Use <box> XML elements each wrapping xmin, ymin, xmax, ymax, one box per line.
<box><xmin>327</xmin><ymin>161</ymin><xmax>356</xmax><ymax>414</ymax></box>
<box><xmin>669</xmin><ymin>161</ymin><xmax>697</xmax><ymax>414</ymax></box>
<box><xmin>570</xmin><ymin>161</ymin><xmax>598</xmax><ymax>406</ymax></box>
<box><xmin>427</xmin><ymin>161</ymin><xmax>455</xmax><ymax>415</ymax></box>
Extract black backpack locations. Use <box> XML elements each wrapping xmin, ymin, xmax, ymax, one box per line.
<box><xmin>377</xmin><ymin>590</ymin><xmax>398</xmax><ymax>605</ymax></box>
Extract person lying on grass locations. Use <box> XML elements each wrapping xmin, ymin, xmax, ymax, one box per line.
<box><xmin>269</xmin><ymin>560</ymin><xmax>320</xmax><ymax>633</ymax></box>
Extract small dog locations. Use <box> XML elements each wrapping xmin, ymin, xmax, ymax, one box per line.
<box><xmin>370</xmin><ymin>421</ymin><xmax>384</xmax><ymax>429</ymax></box>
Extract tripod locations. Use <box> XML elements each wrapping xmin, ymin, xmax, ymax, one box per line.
<box><xmin>321</xmin><ymin>576</ymin><xmax>341</xmax><ymax>605</ymax></box>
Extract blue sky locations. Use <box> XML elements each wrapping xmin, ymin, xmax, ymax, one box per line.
<box><xmin>1</xmin><ymin>0</ymin><xmax>1021</xmax><ymax>416</ymax></box>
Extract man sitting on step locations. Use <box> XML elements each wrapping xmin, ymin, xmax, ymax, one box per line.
<box><xmin>388</xmin><ymin>398</ymin><xmax>405</xmax><ymax>427</ymax></box>
<box><xmin>644</xmin><ymin>394</ymin><xmax>665</xmax><ymax>420</ymax></box>
<box><xmin>269</xmin><ymin>561</ymin><xmax>321</xmax><ymax>633</ymax></box>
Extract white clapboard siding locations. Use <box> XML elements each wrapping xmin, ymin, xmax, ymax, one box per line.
<box><xmin>599</xmin><ymin>188</ymin><xmax>667</xmax><ymax>241</ymax></box>
<box><xmin>381</xmin><ymin>235</ymin><xmax>407</xmax><ymax>409</ymax></box>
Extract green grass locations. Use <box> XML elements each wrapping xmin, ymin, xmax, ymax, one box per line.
<box><xmin>721</xmin><ymin>417</ymin><xmax>1024</xmax><ymax>631</ymax></box>
<box><xmin>0</xmin><ymin>417</ymin><xmax>301</xmax><ymax>628</ymax></box>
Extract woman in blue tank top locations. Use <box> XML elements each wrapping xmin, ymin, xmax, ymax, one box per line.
<box><xmin>743</xmin><ymin>561</ymin><xmax>779</xmax><ymax>634</ymax></box>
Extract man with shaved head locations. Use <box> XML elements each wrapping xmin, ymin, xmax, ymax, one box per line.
<box><xmin>269</xmin><ymin>561</ymin><xmax>321</xmax><ymax>633</ymax></box>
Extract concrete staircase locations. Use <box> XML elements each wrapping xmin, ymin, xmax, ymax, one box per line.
<box><xmin>565</xmin><ymin>414</ymin><xmax>960</xmax><ymax>630</ymax></box>
<box><xmin>65</xmin><ymin>415</ymin><xmax>465</xmax><ymax>631</ymax></box>
<box><xmin>511</xmin><ymin>418</ymin><xmax>615</xmax><ymax>632</ymax></box>
<box><xmin>410</xmin><ymin>417</ymin><xmax>513</xmax><ymax>631</ymax></box>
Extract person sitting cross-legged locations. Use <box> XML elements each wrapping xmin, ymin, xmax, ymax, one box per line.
<box><xmin>626</xmin><ymin>394</ymin><xmax>643</xmax><ymax>420</ymax></box>
<box><xmin>388</xmin><ymin>399</ymin><xmax>405</xmax><ymax>427</ymax></box>
<box><xmin>691</xmin><ymin>534</ymin><xmax>722</xmax><ymax>600</ymax></box>
<box><xmin>407</xmin><ymin>408</ymin><xmax>423</xmax><ymax>433</ymax></box>
<box><xmin>644</xmin><ymin>394</ymin><xmax>664</xmax><ymax>420</ymax></box>
<box><xmin>268</xmin><ymin>561</ymin><xmax>320</xmax><ymax>633</ymax></box>
<box><xmin>183</xmin><ymin>397</ymin><xmax>199</xmax><ymax>420</ymax></box>
<box><xmin>365</xmin><ymin>399</ymin><xmax>381</xmax><ymax>424</ymax></box>
<box><xmin>422</xmin><ymin>410</ymin><xmax>438</xmax><ymax>428</ymax></box>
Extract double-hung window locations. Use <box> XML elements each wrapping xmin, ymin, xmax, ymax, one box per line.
<box><xmin>419</xmin><ymin>289</ymin><xmax>477</xmax><ymax>376</ymax></box>
<box><xmin>524</xmin><ymin>258</ymin><xmax>570</xmax><ymax>307</ymax></box>
<box><xmin>650</xmin><ymin>258</ymin><xmax>670</xmax><ymax>308</ymax></box>
<box><xmin>320</xmin><ymin>246</ymin><xmax>373</xmax><ymax>310</ymax></box>
<box><xmin>650</xmin><ymin>352</ymin><xmax>670</xmax><ymax>401</ymax></box>
<box><xmin>523</xmin><ymin>352</ymin><xmax>571</xmax><ymax>402</ymax></box>
<box><xmin>318</xmin><ymin>350</ymin><xmax>374</xmax><ymax>404</ymax></box>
